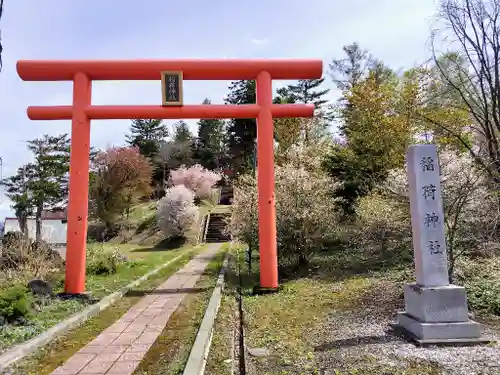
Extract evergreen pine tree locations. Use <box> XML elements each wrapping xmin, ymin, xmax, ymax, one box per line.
<box><xmin>285</xmin><ymin>78</ymin><xmax>330</xmax><ymax>108</ymax></box>
<box><xmin>126</xmin><ymin>119</ymin><xmax>168</xmax><ymax>197</ymax></box>
<box><xmin>25</xmin><ymin>134</ymin><xmax>71</xmax><ymax>241</ymax></box>
<box><xmin>195</xmin><ymin>98</ymin><xmax>227</xmax><ymax>170</ymax></box>
<box><xmin>172</xmin><ymin>120</ymin><xmax>193</xmax><ymax>143</ymax></box>
<box><xmin>325</xmin><ymin>43</ymin><xmax>403</xmax><ymax>215</ymax></box>
<box><xmin>2</xmin><ymin>166</ymin><xmax>33</xmax><ymax>236</ymax></box>
<box><xmin>273</xmin><ymin>86</ymin><xmax>297</xmax><ymax>104</ymax></box>
<box><xmin>161</xmin><ymin>120</ymin><xmax>195</xmax><ymax>169</ymax></box>
<box><xmin>273</xmin><ymin>80</ymin><xmax>331</xmax><ymax>145</ymax></box>
<box><xmin>126</xmin><ymin>119</ymin><xmax>168</xmax><ymax>159</ymax></box>
<box><xmin>225</xmin><ymin>80</ymin><xmax>256</xmax><ymax>176</ymax></box>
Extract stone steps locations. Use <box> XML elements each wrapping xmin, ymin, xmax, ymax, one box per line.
<box><xmin>204</xmin><ymin>213</ymin><xmax>231</xmax><ymax>243</ymax></box>
<box><xmin>218</xmin><ymin>186</ymin><xmax>233</xmax><ymax>205</ymax></box>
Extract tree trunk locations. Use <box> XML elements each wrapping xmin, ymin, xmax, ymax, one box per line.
<box><xmin>448</xmin><ymin>259</ymin><xmax>455</xmax><ymax>284</ymax></box>
<box><xmin>297</xmin><ymin>254</ymin><xmax>309</xmax><ymax>271</ymax></box>
<box><xmin>35</xmin><ymin>203</ymin><xmax>43</xmax><ymax>242</ymax></box>
<box><xmin>104</xmin><ymin>220</ymin><xmax>114</xmax><ymax>241</ymax></box>
<box><xmin>17</xmin><ymin>214</ymin><xmax>28</xmax><ymax>237</ymax></box>
<box><xmin>125</xmin><ymin>196</ymin><xmax>131</xmax><ymax>219</ymax></box>
<box><xmin>447</xmin><ymin>232</ymin><xmax>456</xmax><ymax>284</ymax></box>
<box><xmin>161</xmin><ymin>163</ymin><xmax>166</xmax><ymax>193</ymax></box>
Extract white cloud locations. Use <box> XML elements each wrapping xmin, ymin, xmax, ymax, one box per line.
<box><xmin>251</xmin><ymin>37</ymin><xmax>270</xmax><ymax>46</ymax></box>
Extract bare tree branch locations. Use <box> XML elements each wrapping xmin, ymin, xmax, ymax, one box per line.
<box><xmin>431</xmin><ymin>0</ymin><xmax>500</xmax><ymax>184</ymax></box>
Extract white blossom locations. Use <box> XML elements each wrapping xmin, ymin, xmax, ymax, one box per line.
<box><xmin>157</xmin><ymin>185</ymin><xmax>199</xmax><ymax>238</ymax></box>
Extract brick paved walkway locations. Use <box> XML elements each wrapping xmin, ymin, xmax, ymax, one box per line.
<box><xmin>51</xmin><ymin>243</ymin><xmax>222</xmax><ymax>375</ymax></box>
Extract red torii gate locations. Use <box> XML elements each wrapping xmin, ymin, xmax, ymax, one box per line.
<box><xmin>16</xmin><ymin>59</ymin><xmax>322</xmax><ymax>295</ymax></box>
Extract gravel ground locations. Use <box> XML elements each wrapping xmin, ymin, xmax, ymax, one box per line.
<box><xmin>314</xmin><ymin>311</ymin><xmax>500</xmax><ymax>375</ymax></box>
<box><xmin>313</xmin><ymin>281</ymin><xmax>500</xmax><ymax>375</ymax></box>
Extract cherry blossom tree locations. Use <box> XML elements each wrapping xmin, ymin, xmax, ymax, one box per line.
<box><xmin>90</xmin><ymin>146</ymin><xmax>153</xmax><ymax>232</ymax></box>
<box><xmin>157</xmin><ymin>185</ymin><xmax>199</xmax><ymax>239</ymax></box>
<box><xmin>228</xmin><ymin>162</ymin><xmax>339</xmax><ymax>270</ymax></box>
<box><xmin>169</xmin><ymin>164</ymin><xmax>221</xmax><ymax>201</ymax></box>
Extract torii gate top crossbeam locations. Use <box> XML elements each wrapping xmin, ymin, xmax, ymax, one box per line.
<box><xmin>17</xmin><ymin>59</ymin><xmax>322</xmax><ymax>121</ymax></box>
<box><xmin>16</xmin><ymin>59</ymin><xmax>322</xmax><ymax>81</ymax></box>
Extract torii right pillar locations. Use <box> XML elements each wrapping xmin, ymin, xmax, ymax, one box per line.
<box><xmin>255</xmin><ymin>70</ymin><xmax>278</xmax><ymax>292</ymax></box>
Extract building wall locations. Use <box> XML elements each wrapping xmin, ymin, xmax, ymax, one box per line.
<box><xmin>3</xmin><ymin>218</ymin><xmax>67</xmax><ymax>245</ymax></box>
<box><xmin>41</xmin><ymin>208</ymin><xmax>67</xmax><ymax>220</ymax></box>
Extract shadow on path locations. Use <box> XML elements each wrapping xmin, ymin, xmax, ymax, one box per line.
<box><xmin>126</xmin><ymin>287</ymin><xmax>212</xmax><ymax>297</ymax></box>
<box><xmin>314</xmin><ymin>333</ymin><xmax>399</xmax><ymax>351</ymax></box>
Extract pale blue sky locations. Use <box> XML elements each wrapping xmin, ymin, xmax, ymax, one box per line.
<box><xmin>0</xmin><ymin>0</ymin><xmax>438</xmax><ymax>219</ymax></box>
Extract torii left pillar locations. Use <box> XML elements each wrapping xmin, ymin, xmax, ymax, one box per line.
<box><xmin>66</xmin><ymin>72</ymin><xmax>92</xmax><ymax>296</ymax></box>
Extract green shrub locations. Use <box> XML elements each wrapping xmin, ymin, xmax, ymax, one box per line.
<box><xmin>125</xmin><ymin>259</ymin><xmax>146</xmax><ymax>269</ymax></box>
<box><xmin>455</xmin><ymin>257</ymin><xmax>500</xmax><ymax>315</ymax></box>
<box><xmin>466</xmin><ymin>279</ymin><xmax>500</xmax><ymax>315</ymax></box>
<box><xmin>349</xmin><ymin>193</ymin><xmax>412</xmax><ymax>264</ymax></box>
<box><xmin>0</xmin><ymin>284</ymin><xmax>33</xmax><ymax>324</ymax></box>
<box><xmin>86</xmin><ymin>246</ymin><xmax>128</xmax><ymax>275</ymax></box>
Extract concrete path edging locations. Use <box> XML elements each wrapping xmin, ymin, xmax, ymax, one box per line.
<box><xmin>0</xmin><ymin>246</ymin><xmax>198</xmax><ymax>372</ymax></box>
<box><xmin>182</xmin><ymin>248</ymin><xmax>230</xmax><ymax>375</ymax></box>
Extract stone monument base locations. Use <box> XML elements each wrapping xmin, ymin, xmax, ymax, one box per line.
<box><xmin>394</xmin><ymin>312</ymin><xmax>489</xmax><ymax>344</ymax></box>
<box><xmin>393</xmin><ymin>283</ymin><xmax>491</xmax><ymax>345</ymax></box>
<box><xmin>403</xmin><ymin>283</ymin><xmax>469</xmax><ymax>322</ymax></box>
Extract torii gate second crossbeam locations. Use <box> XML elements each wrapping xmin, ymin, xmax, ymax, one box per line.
<box><xmin>16</xmin><ymin>58</ymin><xmax>323</xmax><ymax>295</ymax></box>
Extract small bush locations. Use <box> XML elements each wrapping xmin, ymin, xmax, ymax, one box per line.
<box><xmin>30</xmin><ymin>240</ymin><xmax>64</xmax><ymax>268</ymax></box>
<box><xmin>341</xmin><ymin>192</ymin><xmax>412</xmax><ymax>266</ymax></box>
<box><xmin>0</xmin><ymin>284</ymin><xmax>33</xmax><ymax>325</ymax></box>
<box><xmin>2</xmin><ymin>231</ymin><xmax>24</xmax><ymax>248</ymax></box>
<box><xmin>157</xmin><ymin>185</ymin><xmax>199</xmax><ymax>239</ymax></box>
<box><xmin>169</xmin><ymin>164</ymin><xmax>222</xmax><ymax>200</ymax></box>
<box><xmin>86</xmin><ymin>246</ymin><xmax>128</xmax><ymax>275</ymax></box>
<box><xmin>1</xmin><ymin>236</ymin><xmax>61</xmax><ymax>287</ymax></box>
<box><xmin>0</xmin><ymin>231</ymin><xmax>31</xmax><ymax>269</ymax></box>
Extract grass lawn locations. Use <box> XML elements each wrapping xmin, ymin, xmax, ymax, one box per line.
<box><xmin>133</xmin><ymin>246</ymin><xmax>227</xmax><ymax>375</ymax></box>
<box><xmin>0</xmin><ymin>242</ymin><xmax>200</xmax><ymax>355</ymax></box>
<box><xmin>209</xmin><ymin>246</ymin><xmax>500</xmax><ymax>375</ymax></box>
<box><xmin>84</xmin><ymin>242</ymin><xmax>195</xmax><ymax>298</ymax></box>
<box><xmin>2</xmin><ymin>247</ymin><xmax>201</xmax><ymax>375</ymax></box>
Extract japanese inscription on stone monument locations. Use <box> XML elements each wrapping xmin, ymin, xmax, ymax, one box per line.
<box><xmin>161</xmin><ymin>71</ymin><xmax>183</xmax><ymax>106</ymax></box>
<box><xmin>407</xmin><ymin>144</ymin><xmax>449</xmax><ymax>287</ymax></box>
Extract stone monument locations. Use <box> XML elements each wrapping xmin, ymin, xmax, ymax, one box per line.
<box><xmin>395</xmin><ymin>144</ymin><xmax>487</xmax><ymax>344</ymax></box>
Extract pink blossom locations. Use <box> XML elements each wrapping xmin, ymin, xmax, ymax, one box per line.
<box><xmin>169</xmin><ymin>164</ymin><xmax>222</xmax><ymax>200</ymax></box>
